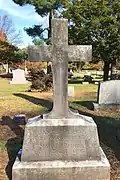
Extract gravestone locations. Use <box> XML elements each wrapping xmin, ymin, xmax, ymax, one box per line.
<box><xmin>25</xmin><ymin>68</ymin><xmax>28</xmax><ymax>75</ymax></box>
<box><xmin>12</xmin><ymin>18</ymin><xmax>110</xmax><ymax>180</ymax></box>
<box><xmin>82</xmin><ymin>71</ymin><xmax>92</xmax><ymax>84</ymax></box>
<box><xmin>10</xmin><ymin>68</ymin><xmax>28</xmax><ymax>84</ymax></box>
<box><xmin>92</xmin><ymin>80</ymin><xmax>120</xmax><ymax>110</ymax></box>
<box><xmin>9</xmin><ymin>68</ymin><xmax>13</xmax><ymax>74</ymax></box>
<box><xmin>68</xmin><ymin>86</ymin><xmax>74</xmax><ymax>97</ymax></box>
<box><xmin>13</xmin><ymin>114</ymin><xmax>26</xmax><ymax>125</ymax></box>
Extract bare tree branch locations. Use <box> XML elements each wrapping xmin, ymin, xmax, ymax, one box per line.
<box><xmin>0</xmin><ymin>15</ymin><xmax>23</xmax><ymax>45</ymax></box>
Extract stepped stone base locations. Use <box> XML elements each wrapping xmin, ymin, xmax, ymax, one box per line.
<box><xmin>12</xmin><ymin>148</ymin><xmax>110</xmax><ymax>180</ymax></box>
<box><xmin>12</xmin><ymin>115</ymin><xmax>110</xmax><ymax>180</ymax></box>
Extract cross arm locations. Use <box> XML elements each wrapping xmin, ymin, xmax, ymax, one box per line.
<box><xmin>68</xmin><ymin>45</ymin><xmax>92</xmax><ymax>62</ymax></box>
<box><xmin>28</xmin><ymin>45</ymin><xmax>52</xmax><ymax>62</ymax></box>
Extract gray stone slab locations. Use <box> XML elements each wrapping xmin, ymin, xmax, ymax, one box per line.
<box><xmin>68</xmin><ymin>45</ymin><xmax>92</xmax><ymax>62</ymax></box>
<box><xmin>91</xmin><ymin>80</ymin><xmax>120</xmax><ymax>110</ymax></box>
<box><xmin>28</xmin><ymin>46</ymin><xmax>52</xmax><ymax>62</ymax></box>
<box><xmin>98</xmin><ymin>80</ymin><xmax>120</xmax><ymax>105</ymax></box>
<box><xmin>21</xmin><ymin>115</ymin><xmax>101</xmax><ymax>162</ymax></box>
<box><xmin>12</xmin><ymin>148</ymin><xmax>110</xmax><ymax>180</ymax></box>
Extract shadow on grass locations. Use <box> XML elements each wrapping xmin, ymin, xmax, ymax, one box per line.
<box><xmin>71</xmin><ymin>101</ymin><xmax>120</xmax><ymax>161</ymax></box>
<box><xmin>71</xmin><ymin>100</ymin><xmax>96</xmax><ymax>110</ymax></box>
<box><xmin>0</xmin><ymin>116</ymin><xmax>24</xmax><ymax>180</ymax></box>
<box><xmin>68</xmin><ymin>79</ymin><xmax>83</xmax><ymax>84</ymax></box>
<box><xmin>0</xmin><ymin>73</ymin><xmax>12</xmax><ymax>79</ymax></box>
<box><xmin>14</xmin><ymin>93</ymin><xmax>53</xmax><ymax>110</ymax></box>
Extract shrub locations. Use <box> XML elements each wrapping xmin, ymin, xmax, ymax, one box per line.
<box><xmin>92</xmin><ymin>63</ymin><xmax>103</xmax><ymax>71</ymax></box>
<box><xmin>29</xmin><ymin>68</ymin><xmax>53</xmax><ymax>91</ymax></box>
<box><xmin>82</xmin><ymin>62</ymin><xmax>93</xmax><ymax>70</ymax></box>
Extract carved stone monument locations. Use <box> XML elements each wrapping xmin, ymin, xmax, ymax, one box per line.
<box><xmin>12</xmin><ymin>18</ymin><xmax>110</xmax><ymax>180</ymax></box>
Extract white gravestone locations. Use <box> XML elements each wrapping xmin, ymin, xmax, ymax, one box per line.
<box><xmin>10</xmin><ymin>69</ymin><xmax>28</xmax><ymax>84</ymax></box>
<box><xmin>92</xmin><ymin>80</ymin><xmax>120</xmax><ymax>110</ymax></box>
<box><xmin>68</xmin><ymin>86</ymin><xmax>74</xmax><ymax>97</ymax></box>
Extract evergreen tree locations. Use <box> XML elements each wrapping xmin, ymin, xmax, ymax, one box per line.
<box><xmin>13</xmin><ymin>0</ymin><xmax>68</xmax><ymax>41</ymax></box>
<box><xmin>63</xmin><ymin>0</ymin><xmax>120</xmax><ymax>80</ymax></box>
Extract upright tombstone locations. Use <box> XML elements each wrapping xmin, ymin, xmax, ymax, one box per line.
<box><xmin>10</xmin><ymin>68</ymin><xmax>28</xmax><ymax>84</ymax></box>
<box><xmin>92</xmin><ymin>80</ymin><xmax>120</xmax><ymax>110</ymax></box>
<box><xmin>12</xmin><ymin>18</ymin><xmax>110</xmax><ymax>180</ymax></box>
<box><xmin>68</xmin><ymin>86</ymin><xmax>74</xmax><ymax>97</ymax></box>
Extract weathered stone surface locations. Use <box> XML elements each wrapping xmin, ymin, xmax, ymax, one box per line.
<box><xmin>68</xmin><ymin>45</ymin><xmax>92</xmax><ymax>62</ymax></box>
<box><xmin>28</xmin><ymin>46</ymin><xmax>52</xmax><ymax>62</ymax></box>
<box><xmin>28</xmin><ymin>18</ymin><xmax>92</xmax><ymax>119</ymax></box>
<box><xmin>91</xmin><ymin>80</ymin><xmax>120</xmax><ymax>110</ymax></box>
<box><xmin>21</xmin><ymin>115</ymin><xmax>101</xmax><ymax>162</ymax></box>
<box><xmin>12</xmin><ymin>148</ymin><xmax>110</xmax><ymax>180</ymax></box>
<box><xmin>98</xmin><ymin>80</ymin><xmax>120</xmax><ymax>105</ymax></box>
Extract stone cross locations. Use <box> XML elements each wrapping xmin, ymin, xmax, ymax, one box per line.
<box><xmin>28</xmin><ymin>18</ymin><xmax>92</xmax><ymax>119</ymax></box>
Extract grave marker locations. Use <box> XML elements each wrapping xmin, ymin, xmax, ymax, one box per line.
<box><xmin>28</xmin><ymin>19</ymin><xmax>92</xmax><ymax>118</ymax></box>
<box><xmin>92</xmin><ymin>80</ymin><xmax>120</xmax><ymax>110</ymax></box>
<box><xmin>12</xmin><ymin>18</ymin><xmax>110</xmax><ymax>180</ymax></box>
<box><xmin>10</xmin><ymin>68</ymin><xmax>28</xmax><ymax>84</ymax></box>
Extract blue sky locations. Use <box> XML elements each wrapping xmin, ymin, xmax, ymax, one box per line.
<box><xmin>0</xmin><ymin>0</ymin><xmax>49</xmax><ymax>47</ymax></box>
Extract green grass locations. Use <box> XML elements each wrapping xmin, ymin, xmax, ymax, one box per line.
<box><xmin>0</xmin><ymin>79</ymin><xmax>30</xmax><ymax>97</ymax></box>
<box><xmin>0</xmin><ymin>141</ymin><xmax>6</xmax><ymax>150</ymax></box>
<box><xmin>69</xmin><ymin>83</ymin><xmax>97</xmax><ymax>92</ymax></box>
<box><xmin>0</xmin><ymin>78</ymin><xmax>99</xmax><ymax>118</ymax></box>
<box><xmin>0</xmin><ymin>79</ymin><xmax>47</xmax><ymax>117</ymax></box>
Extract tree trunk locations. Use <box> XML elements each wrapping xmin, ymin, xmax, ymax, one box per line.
<box><xmin>103</xmin><ymin>62</ymin><xmax>110</xmax><ymax>81</ymax></box>
<box><xmin>110</xmin><ymin>63</ymin><xmax>113</xmax><ymax>80</ymax></box>
<box><xmin>76</xmin><ymin>62</ymin><xmax>81</xmax><ymax>72</ymax></box>
<box><xmin>47</xmin><ymin>9</ymin><xmax>54</xmax><ymax>74</ymax></box>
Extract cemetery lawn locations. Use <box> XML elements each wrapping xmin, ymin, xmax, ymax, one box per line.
<box><xmin>0</xmin><ymin>78</ymin><xmax>120</xmax><ymax>179</ymax></box>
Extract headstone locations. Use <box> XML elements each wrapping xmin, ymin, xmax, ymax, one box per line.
<box><xmin>25</xmin><ymin>68</ymin><xmax>28</xmax><ymax>75</ymax></box>
<box><xmin>3</xmin><ymin>63</ymin><xmax>8</xmax><ymax>73</ymax></box>
<box><xmin>43</xmin><ymin>68</ymin><xmax>47</xmax><ymax>74</ymax></box>
<box><xmin>85</xmin><ymin>71</ymin><xmax>91</xmax><ymax>76</ymax></box>
<box><xmin>82</xmin><ymin>81</ymin><xmax>89</xmax><ymax>84</ymax></box>
<box><xmin>13</xmin><ymin>114</ymin><xmax>26</xmax><ymax>125</ymax></box>
<box><xmin>68</xmin><ymin>86</ymin><xmax>74</xmax><ymax>97</ymax></box>
<box><xmin>83</xmin><ymin>71</ymin><xmax>93</xmax><ymax>84</ymax></box>
<box><xmin>10</xmin><ymin>68</ymin><xmax>28</xmax><ymax>84</ymax></box>
<box><xmin>9</xmin><ymin>68</ymin><xmax>13</xmax><ymax>74</ymax></box>
<box><xmin>92</xmin><ymin>80</ymin><xmax>120</xmax><ymax>110</ymax></box>
<box><xmin>12</xmin><ymin>18</ymin><xmax>110</xmax><ymax>180</ymax></box>
<box><xmin>95</xmin><ymin>81</ymin><xmax>99</xmax><ymax>84</ymax></box>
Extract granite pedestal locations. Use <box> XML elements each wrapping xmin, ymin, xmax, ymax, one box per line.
<box><xmin>12</xmin><ymin>115</ymin><xmax>110</xmax><ymax>180</ymax></box>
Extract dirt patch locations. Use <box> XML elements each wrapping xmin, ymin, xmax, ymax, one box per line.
<box><xmin>102</xmin><ymin>143</ymin><xmax>120</xmax><ymax>180</ymax></box>
<box><xmin>0</xmin><ymin>150</ymin><xmax>8</xmax><ymax>180</ymax></box>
